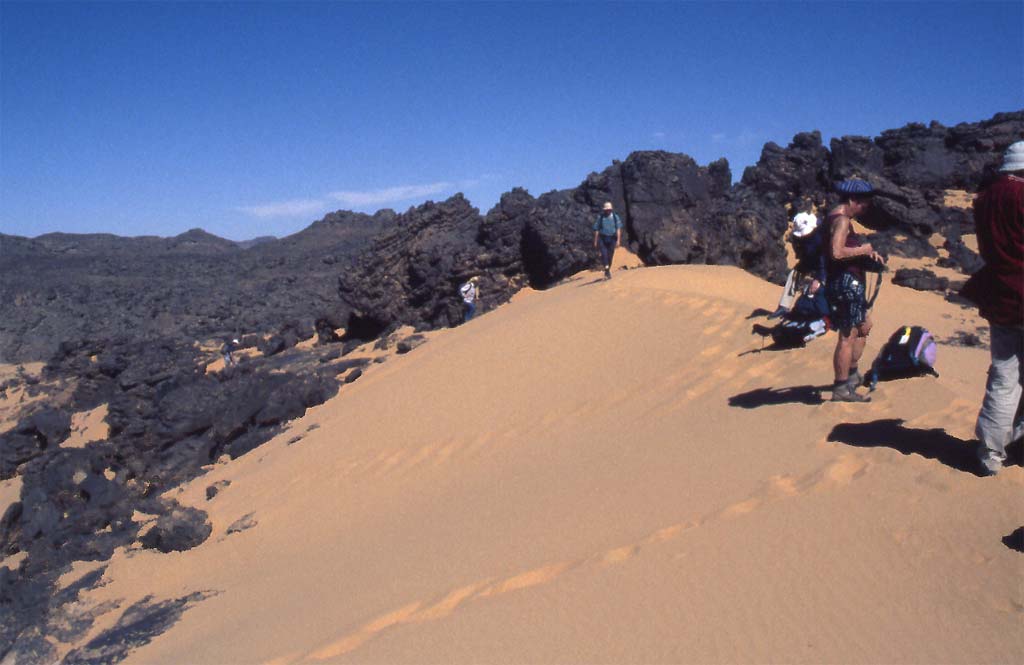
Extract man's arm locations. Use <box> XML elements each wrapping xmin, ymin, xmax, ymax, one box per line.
<box><xmin>831</xmin><ymin>216</ymin><xmax>871</xmax><ymax>260</ymax></box>
<box><xmin>831</xmin><ymin>216</ymin><xmax>885</xmax><ymax>265</ymax></box>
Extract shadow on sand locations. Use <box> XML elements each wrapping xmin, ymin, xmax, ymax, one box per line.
<box><xmin>739</xmin><ymin>340</ymin><xmax>805</xmax><ymax>355</ymax></box>
<box><xmin>827</xmin><ymin>418</ymin><xmax>1024</xmax><ymax>476</ymax></box>
<box><xmin>745</xmin><ymin>307</ymin><xmax>774</xmax><ymax>320</ymax></box>
<box><xmin>1003</xmin><ymin>527</ymin><xmax>1024</xmax><ymax>553</ymax></box>
<box><xmin>728</xmin><ymin>385</ymin><xmax>829</xmax><ymax>408</ymax></box>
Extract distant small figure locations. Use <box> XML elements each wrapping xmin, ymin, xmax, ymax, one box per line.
<box><xmin>962</xmin><ymin>140</ymin><xmax>1024</xmax><ymax>475</ymax></box>
<box><xmin>593</xmin><ymin>201</ymin><xmax>624</xmax><ymax>279</ymax></box>
<box><xmin>459</xmin><ymin>276</ymin><xmax>480</xmax><ymax>323</ymax></box>
<box><xmin>825</xmin><ymin>179</ymin><xmax>885</xmax><ymax>402</ymax></box>
<box><xmin>223</xmin><ymin>338</ymin><xmax>239</xmax><ymax>367</ymax></box>
<box><xmin>769</xmin><ymin>211</ymin><xmax>827</xmax><ymax>319</ymax></box>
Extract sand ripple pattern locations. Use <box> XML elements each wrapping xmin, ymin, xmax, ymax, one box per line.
<box><xmin>299</xmin><ymin>454</ymin><xmax>869</xmax><ymax>662</ymax></box>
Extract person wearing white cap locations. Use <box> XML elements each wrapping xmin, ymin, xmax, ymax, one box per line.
<box><xmin>223</xmin><ymin>337</ymin><xmax>240</xmax><ymax>367</ymax></box>
<box><xmin>459</xmin><ymin>276</ymin><xmax>480</xmax><ymax>323</ymax></box>
<box><xmin>592</xmin><ymin>201</ymin><xmax>624</xmax><ymax>279</ymax></box>
<box><xmin>962</xmin><ymin>140</ymin><xmax>1024</xmax><ymax>475</ymax></box>
<box><xmin>769</xmin><ymin>211</ymin><xmax>827</xmax><ymax>319</ymax></box>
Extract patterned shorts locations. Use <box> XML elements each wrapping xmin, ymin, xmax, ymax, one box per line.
<box><xmin>827</xmin><ymin>272</ymin><xmax>867</xmax><ymax>335</ymax></box>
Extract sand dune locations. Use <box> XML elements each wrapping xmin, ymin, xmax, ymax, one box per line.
<box><xmin>53</xmin><ymin>264</ymin><xmax>1020</xmax><ymax>664</ymax></box>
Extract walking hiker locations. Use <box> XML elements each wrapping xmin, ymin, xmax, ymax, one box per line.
<box><xmin>460</xmin><ymin>276</ymin><xmax>480</xmax><ymax>323</ymax></box>
<box><xmin>769</xmin><ymin>211</ymin><xmax>827</xmax><ymax>319</ymax></box>
<box><xmin>223</xmin><ymin>338</ymin><xmax>239</xmax><ymax>367</ymax></box>
<box><xmin>962</xmin><ymin>141</ymin><xmax>1024</xmax><ymax>475</ymax></box>
<box><xmin>593</xmin><ymin>202</ymin><xmax>623</xmax><ymax>279</ymax></box>
<box><xmin>825</xmin><ymin>179</ymin><xmax>886</xmax><ymax>402</ymax></box>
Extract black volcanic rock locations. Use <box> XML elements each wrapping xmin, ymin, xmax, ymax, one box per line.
<box><xmin>943</xmin><ymin>238</ymin><xmax>984</xmax><ymax>274</ymax></box>
<box><xmin>0</xmin><ymin>210</ymin><xmax>390</xmax><ymax>365</ymax></box>
<box><xmin>893</xmin><ymin>268</ymin><xmax>950</xmax><ymax>293</ymax></box>
<box><xmin>619</xmin><ymin>151</ymin><xmax>715</xmax><ymax>257</ymax></box>
<box><xmin>615</xmin><ymin>151</ymin><xmax>788</xmax><ymax>280</ymax></box>
<box><xmin>741</xmin><ymin>131</ymin><xmax>832</xmax><ymax>210</ymax></box>
<box><xmin>521</xmin><ymin>189</ymin><xmax>596</xmax><ymax>284</ymax></box>
<box><xmin>829</xmin><ymin>112</ymin><xmax>1024</xmax><ymax>239</ymax></box>
<box><xmin>0</xmin><ymin>409</ymin><xmax>72</xmax><ymax>478</ymax></box>
<box><xmin>338</xmin><ymin>194</ymin><xmax>523</xmax><ymax>334</ymax></box>
<box><xmin>139</xmin><ymin>507</ymin><xmax>211</xmax><ymax>553</ymax></box>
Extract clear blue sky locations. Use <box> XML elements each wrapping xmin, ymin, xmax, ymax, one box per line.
<box><xmin>2</xmin><ymin>1</ymin><xmax>1022</xmax><ymax>241</ymax></box>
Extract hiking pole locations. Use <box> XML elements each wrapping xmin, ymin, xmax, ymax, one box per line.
<box><xmin>867</xmin><ymin>267</ymin><xmax>886</xmax><ymax>309</ymax></box>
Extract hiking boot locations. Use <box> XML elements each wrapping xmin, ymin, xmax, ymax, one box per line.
<box><xmin>976</xmin><ymin>445</ymin><xmax>1004</xmax><ymax>476</ymax></box>
<box><xmin>604</xmin><ymin>268</ymin><xmax>611</xmax><ymax>279</ymax></box>
<box><xmin>767</xmin><ymin>306</ymin><xmax>787</xmax><ymax>320</ymax></box>
<box><xmin>831</xmin><ymin>383</ymin><xmax>871</xmax><ymax>402</ymax></box>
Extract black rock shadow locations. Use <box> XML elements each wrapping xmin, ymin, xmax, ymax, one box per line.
<box><xmin>1002</xmin><ymin>527</ymin><xmax>1024</xmax><ymax>553</ymax></box>
<box><xmin>827</xmin><ymin>418</ymin><xmax>987</xmax><ymax>476</ymax></box>
<box><xmin>728</xmin><ymin>385</ymin><xmax>828</xmax><ymax>408</ymax></box>
<box><xmin>746</xmin><ymin>307</ymin><xmax>774</xmax><ymax>319</ymax></box>
<box><xmin>63</xmin><ymin>591</ymin><xmax>217</xmax><ymax>665</ymax></box>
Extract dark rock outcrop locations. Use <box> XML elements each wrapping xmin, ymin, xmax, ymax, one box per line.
<box><xmin>892</xmin><ymin>268</ymin><xmax>951</xmax><ymax>293</ymax></box>
<box><xmin>139</xmin><ymin>507</ymin><xmax>211</xmax><ymax>553</ymax></box>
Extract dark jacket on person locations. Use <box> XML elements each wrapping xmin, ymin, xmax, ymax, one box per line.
<box><xmin>962</xmin><ymin>174</ymin><xmax>1024</xmax><ymax>327</ymax></box>
<box><xmin>792</xmin><ymin>229</ymin><xmax>827</xmax><ymax>284</ymax></box>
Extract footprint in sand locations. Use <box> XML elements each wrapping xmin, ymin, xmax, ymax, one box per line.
<box><xmin>397</xmin><ymin>443</ymin><xmax>438</xmax><ymax>473</ymax></box>
<box><xmin>722</xmin><ymin>497</ymin><xmax>762</xmax><ymax>517</ymax></box>
<box><xmin>433</xmin><ymin>440</ymin><xmax>461</xmax><ymax>467</ymax></box>
<box><xmin>301</xmin><ymin>454</ymin><xmax>873</xmax><ymax>661</ymax></box>
<box><xmin>700</xmin><ymin>344</ymin><xmax>724</xmax><ymax>358</ymax></box>
<box><xmin>599</xmin><ymin>544</ymin><xmax>640</xmax><ymax>565</ymax></box>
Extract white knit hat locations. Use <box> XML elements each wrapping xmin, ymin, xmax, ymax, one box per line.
<box><xmin>791</xmin><ymin>212</ymin><xmax>818</xmax><ymax>238</ymax></box>
<box><xmin>1000</xmin><ymin>140</ymin><xmax>1024</xmax><ymax>172</ymax></box>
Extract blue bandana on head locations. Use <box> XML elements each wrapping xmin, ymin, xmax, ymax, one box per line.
<box><xmin>835</xmin><ymin>179</ymin><xmax>873</xmax><ymax>195</ymax></box>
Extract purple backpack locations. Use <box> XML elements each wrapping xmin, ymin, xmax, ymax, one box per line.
<box><xmin>865</xmin><ymin>326</ymin><xmax>938</xmax><ymax>391</ymax></box>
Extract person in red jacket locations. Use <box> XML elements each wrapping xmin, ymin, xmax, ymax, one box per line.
<box><xmin>963</xmin><ymin>140</ymin><xmax>1024</xmax><ymax>475</ymax></box>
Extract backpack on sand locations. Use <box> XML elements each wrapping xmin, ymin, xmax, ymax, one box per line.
<box><xmin>864</xmin><ymin>325</ymin><xmax>938</xmax><ymax>391</ymax></box>
<box><xmin>751</xmin><ymin>290</ymin><xmax>831</xmax><ymax>349</ymax></box>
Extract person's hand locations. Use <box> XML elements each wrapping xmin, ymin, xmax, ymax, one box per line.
<box><xmin>869</xmin><ymin>251</ymin><xmax>885</xmax><ymax>264</ymax></box>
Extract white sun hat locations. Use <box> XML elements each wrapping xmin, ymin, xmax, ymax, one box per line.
<box><xmin>1000</xmin><ymin>140</ymin><xmax>1024</xmax><ymax>172</ymax></box>
<box><xmin>791</xmin><ymin>212</ymin><xmax>819</xmax><ymax>238</ymax></box>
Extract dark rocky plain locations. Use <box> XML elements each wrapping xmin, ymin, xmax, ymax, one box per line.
<box><xmin>1</xmin><ymin>110</ymin><xmax>1021</xmax><ymax>662</ymax></box>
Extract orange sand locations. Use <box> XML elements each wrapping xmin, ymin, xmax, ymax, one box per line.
<box><xmin>19</xmin><ymin>264</ymin><xmax>1024</xmax><ymax>663</ymax></box>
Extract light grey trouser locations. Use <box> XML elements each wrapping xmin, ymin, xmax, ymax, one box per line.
<box><xmin>777</xmin><ymin>269</ymin><xmax>802</xmax><ymax>310</ymax></box>
<box><xmin>976</xmin><ymin>324</ymin><xmax>1024</xmax><ymax>463</ymax></box>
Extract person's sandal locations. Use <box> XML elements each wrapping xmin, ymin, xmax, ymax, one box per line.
<box><xmin>846</xmin><ymin>369</ymin><xmax>864</xmax><ymax>388</ymax></box>
<box><xmin>831</xmin><ymin>383</ymin><xmax>871</xmax><ymax>402</ymax></box>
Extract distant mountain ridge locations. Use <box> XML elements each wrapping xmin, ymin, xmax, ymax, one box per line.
<box><xmin>1</xmin><ymin>110</ymin><xmax>1022</xmax><ymax>363</ymax></box>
